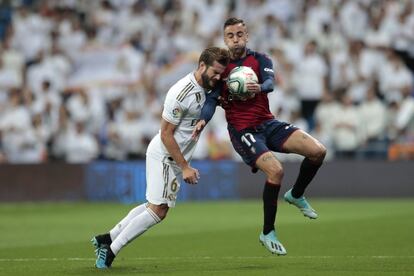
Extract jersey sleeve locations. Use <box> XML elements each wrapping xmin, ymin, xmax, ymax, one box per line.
<box><xmin>162</xmin><ymin>97</ymin><xmax>187</xmax><ymax>125</ymax></box>
<box><xmin>258</xmin><ymin>53</ymin><xmax>275</xmax><ymax>93</ymax></box>
<box><xmin>200</xmin><ymin>85</ymin><xmax>221</xmax><ymax>123</ymax></box>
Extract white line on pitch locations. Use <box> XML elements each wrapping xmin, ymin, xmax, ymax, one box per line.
<box><xmin>0</xmin><ymin>256</ymin><xmax>413</xmax><ymax>262</ymax></box>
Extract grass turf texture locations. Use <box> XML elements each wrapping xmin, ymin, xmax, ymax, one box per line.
<box><xmin>0</xmin><ymin>199</ymin><xmax>413</xmax><ymax>276</ymax></box>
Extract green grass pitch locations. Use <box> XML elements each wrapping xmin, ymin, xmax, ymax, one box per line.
<box><xmin>1</xmin><ymin>199</ymin><xmax>413</xmax><ymax>276</ymax></box>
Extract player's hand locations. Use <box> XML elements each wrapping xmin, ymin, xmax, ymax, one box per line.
<box><xmin>192</xmin><ymin>120</ymin><xmax>206</xmax><ymax>140</ymax></box>
<box><xmin>246</xmin><ymin>83</ymin><xmax>261</xmax><ymax>94</ymax></box>
<box><xmin>218</xmin><ymin>96</ymin><xmax>230</xmax><ymax>107</ymax></box>
<box><xmin>182</xmin><ymin>166</ymin><xmax>200</xmax><ymax>185</ymax></box>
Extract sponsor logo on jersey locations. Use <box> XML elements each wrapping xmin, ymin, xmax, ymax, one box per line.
<box><xmin>264</xmin><ymin>68</ymin><xmax>274</xmax><ymax>73</ymax></box>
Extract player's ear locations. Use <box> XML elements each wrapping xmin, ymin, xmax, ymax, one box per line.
<box><xmin>199</xmin><ymin>61</ymin><xmax>208</xmax><ymax>73</ymax></box>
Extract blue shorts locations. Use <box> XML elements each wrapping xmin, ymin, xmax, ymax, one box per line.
<box><xmin>228</xmin><ymin>119</ymin><xmax>298</xmax><ymax>167</ymax></box>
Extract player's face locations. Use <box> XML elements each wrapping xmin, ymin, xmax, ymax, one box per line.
<box><xmin>224</xmin><ymin>23</ymin><xmax>248</xmax><ymax>58</ymax></box>
<box><xmin>201</xmin><ymin>61</ymin><xmax>226</xmax><ymax>90</ymax></box>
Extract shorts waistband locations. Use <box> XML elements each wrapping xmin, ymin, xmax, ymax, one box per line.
<box><xmin>240</xmin><ymin>120</ymin><xmax>273</xmax><ymax>133</ymax></box>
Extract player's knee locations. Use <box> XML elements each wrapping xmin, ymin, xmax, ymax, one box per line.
<box><xmin>266</xmin><ymin>165</ymin><xmax>284</xmax><ymax>183</ymax></box>
<box><xmin>149</xmin><ymin>204</ymin><xmax>169</xmax><ymax>220</ymax></box>
<box><xmin>310</xmin><ymin>143</ymin><xmax>327</xmax><ymax>163</ymax></box>
<box><xmin>317</xmin><ymin>144</ymin><xmax>327</xmax><ymax>161</ymax></box>
<box><xmin>157</xmin><ymin>206</ymin><xmax>169</xmax><ymax>220</ymax></box>
<box><xmin>157</xmin><ymin>212</ymin><xmax>168</xmax><ymax>220</ymax></box>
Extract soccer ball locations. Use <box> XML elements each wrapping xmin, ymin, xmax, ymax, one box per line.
<box><xmin>227</xmin><ymin>66</ymin><xmax>258</xmax><ymax>99</ymax></box>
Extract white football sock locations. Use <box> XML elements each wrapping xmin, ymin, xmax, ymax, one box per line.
<box><xmin>109</xmin><ymin>203</ymin><xmax>147</xmax><ymax>241</ymax></box>
<box><xmin>110</xmin><ymin>206</ymin><xmax>161</xmax><ymax>255</ymax></box>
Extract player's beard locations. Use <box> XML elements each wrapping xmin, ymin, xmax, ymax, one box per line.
<box><xmin>201</xmin><ymin>69</ymin><xmax>215</xmax><ymax>90</ymax></box>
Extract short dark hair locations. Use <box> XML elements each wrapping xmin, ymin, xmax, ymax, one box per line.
<box><xmin>223</xmin><ymin>17</ymin><xmax>246</xmax><ymax>30</ymax></box>
<box><xmin>198</xmin><ymin>47</ymin><xmax>230</xmax><ymax>67</ymax></box>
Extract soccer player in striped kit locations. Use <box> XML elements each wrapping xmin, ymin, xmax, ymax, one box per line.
<box><xmin>193</xmin><ymin>18</ymin><xmax>327</xmax><ymax>255</ymax></box>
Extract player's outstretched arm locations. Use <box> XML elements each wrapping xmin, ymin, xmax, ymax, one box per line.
<box><xmin>192</xmin><ymin>87</ymin><xmax>220</xmax><ymax>139</ymax></box>
<box><xmin>160</xmin><ymin>118</ymin><xmax>200</xmax><ymax>185</ymax></box>
<box><xmin>192</xmin><ymin>119</ymin><xmax>206</xmax><ymax>139</ymax></box>
<box><xmin>201</xmin><ymin>89</ymin><xmax>220</xmax><ymax>120</ymax></box>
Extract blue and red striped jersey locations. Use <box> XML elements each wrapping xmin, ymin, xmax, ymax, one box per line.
<box><xmin>202</xmin><ymin>49</ymin><xmax>275</xmax><ymax>131</ymax></box>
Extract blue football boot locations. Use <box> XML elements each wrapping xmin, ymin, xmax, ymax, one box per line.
<box><xmin>259</xmin><ymin>230</ymin><xmax>287</xmax><ymax>255</ymax></box>
<box><xmin>284</xmin><ymin>189</ymin><xmax>318</xmax><ymax>219</ymax></box>
<box><xmin>95</xmin><ymin>245</ymin><xmax>115</xmax><ymax>269</ymax></box>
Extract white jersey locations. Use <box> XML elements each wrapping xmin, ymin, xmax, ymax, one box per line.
<box><xmin>146</xmin><ymin>72</ymin><xmax>206</xmax><ymax>163</ymax></box>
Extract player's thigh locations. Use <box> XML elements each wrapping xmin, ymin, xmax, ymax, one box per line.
<box><xmin>264</xmin><ymin>120</ymin><xmax>298</xmax><ymax>153</ymax></box>
<box><xmin>282</xmin><ymin>129</ymin><xmax>325</xmax><ymax>158</ymax></box>
<box><xmin>146</xmin><ymin>156</ymin><xmax>181</xmax><ymax>208</ymax></box>
<box><xmin>228</xmin><ymin>126</ymin><xmax>268</xmax><ymax>167</ymax></box>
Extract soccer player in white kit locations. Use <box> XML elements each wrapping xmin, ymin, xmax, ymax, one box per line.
<box><xmin>92</xmin><ymin>47</ymin><xmax>229</xmax><ymax>269</ymax></box>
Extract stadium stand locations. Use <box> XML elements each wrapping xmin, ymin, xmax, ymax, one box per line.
<box><xmin>0</xmin><ymin>0</ymin><xmax>413</xmax><ymax>163</ymax></box>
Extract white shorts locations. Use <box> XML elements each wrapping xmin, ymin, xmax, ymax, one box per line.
<box><xmin>145</xmin><ymin>155</ymin><xmax>182</xmax><ymax>208</ymax></box>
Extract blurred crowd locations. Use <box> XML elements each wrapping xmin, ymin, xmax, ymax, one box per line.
<box><xmin>0</xmin><ymin>0</ymin><xmax>413</xmax><ymax>164</ymax></box>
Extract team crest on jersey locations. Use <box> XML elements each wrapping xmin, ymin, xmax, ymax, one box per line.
<box><xmin>172</xmin><ymin>107</ymin><xmax>182</xmax><ymax>118</ymax></box>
